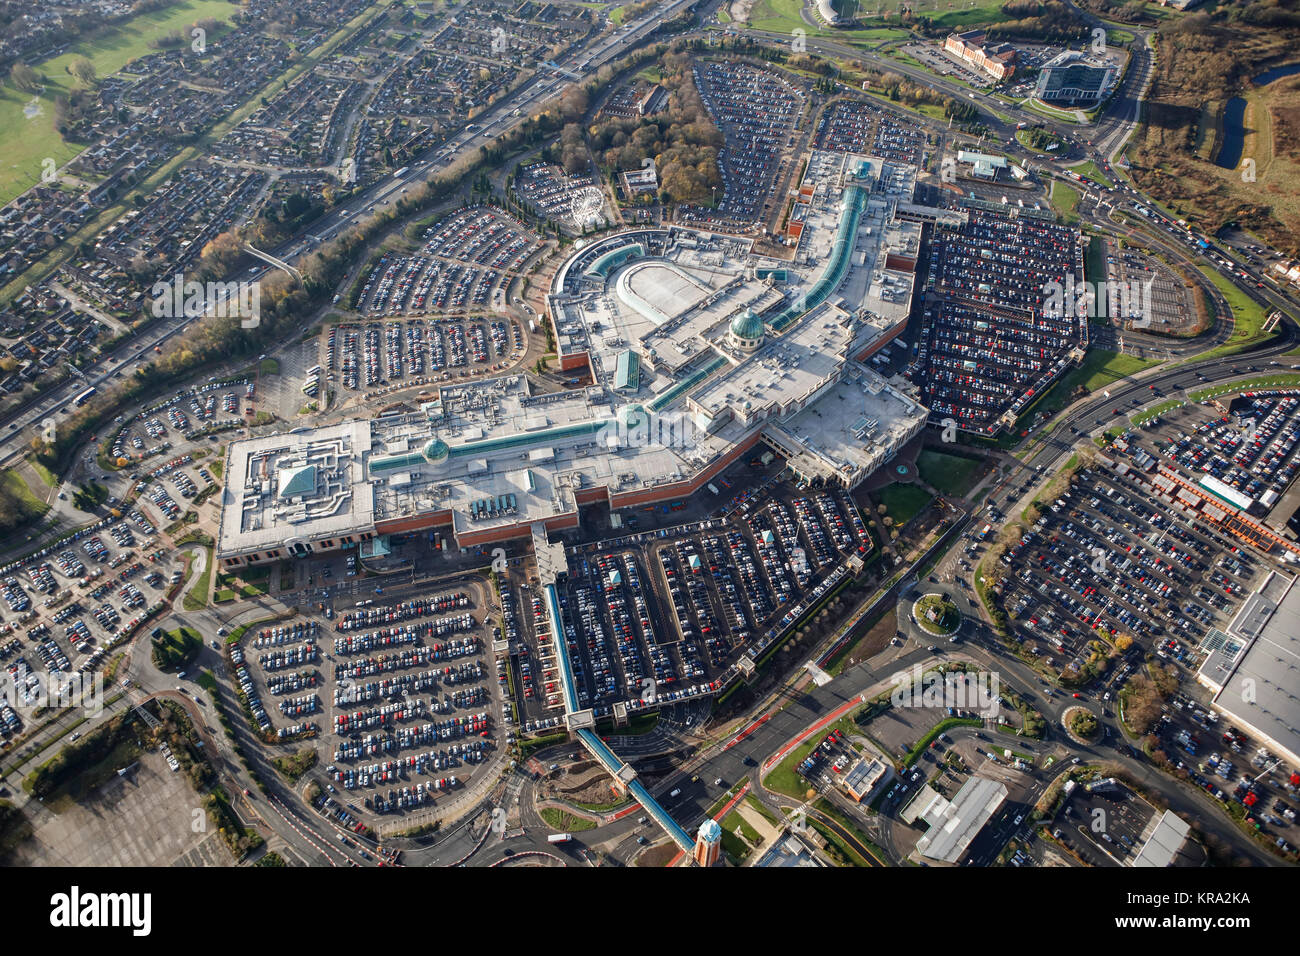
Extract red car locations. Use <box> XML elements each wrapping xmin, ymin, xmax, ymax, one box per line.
<box><xmin>1072</xmin><ymin>693</ymin><xmax>1082</xmax><ymax>699</ymax></box>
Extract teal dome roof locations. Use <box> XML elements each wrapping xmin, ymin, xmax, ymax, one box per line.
<box><xmin>730</xmin><ymin>309</ymin><xmax>764</xmax><ymax>340</ymax></box>
<box><xmin>618</xmin><ymin>403</ymin><xmax>647</xmax><ymax>427</ymax></box>
<box><xmin>423</xmin><ymin>438</ymin><xmax>450</xmax><ymax>463</ymax></box>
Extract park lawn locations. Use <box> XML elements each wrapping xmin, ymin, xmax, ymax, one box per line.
<box><xmin>916</xmin><ymin>449</ymin><xmax>980</xmax><ymax>497</ymax></box>
<box><xmin>717</xmin><ymin>6</ymin><xmax>732</xmax><ymax>21</ymax></box>
<box><xmin>0</xmin><ymin>0</ymin><xmax>236</xmax><ymax>206</ymax></box>
<box><xmin>1050</xmin><ymin>180</ymin><xmax>1081</xmax><ymax>223</ymax></box>
<box><xmin>721</xmin><ymin>808</ymin><xmax>762</xmax><ymax>854</ymax></box>
<box><xmin>876</xmin><ymin>483</ymin><xmax>933</xmax><ymax>527</ymax></box>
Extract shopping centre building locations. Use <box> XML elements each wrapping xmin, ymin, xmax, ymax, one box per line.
<box><xmin>215</xmin><ymin>151</ymin><xmax>932</xmax><ymax>569</ymax></box>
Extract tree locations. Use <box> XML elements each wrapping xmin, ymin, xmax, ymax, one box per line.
<box><xmin>1069</xmin><ymin>710</ymin><xmax>1099</xmax><ymax>738</ymax></box>
<box><xmin>10</xmin><ymin>62</ymin><xmax>40</xmax><ymax>94</ymax></box>
<box><xmin>68</xmin><ymin>57</ymin><xmax>96</xmax><ymax>86</ymax></box>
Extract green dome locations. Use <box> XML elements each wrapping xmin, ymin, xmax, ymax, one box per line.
<box><xmin>423</xmin><ymin>438</ymin><xmax>450</xmax><ymax>463</ymax></box>
<box><xmin>730</xmin><ymin>309</ymin><xmax>764</xmax><ymax>341</ymax></box>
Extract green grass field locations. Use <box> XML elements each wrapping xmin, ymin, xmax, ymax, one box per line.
<box><xmin>0</xmin><ymin>469</ymin><xmax>49</xmax><ymax>526</ymax></box>
<box><xmin>539</xmin><ymin>807</ymin><xmax>597</xmax><ymax>832</ymax></box>
<box><xmin>1049</xmin><ymin>180</ymin><xmax>1081</xmax><ymax>223</ymax></box>
<box><xmin>182</xmin><ymin>545</ymin><xmax>214</xmax><ymax>611</ymax></box>
<box><xmin>1067</xmin><ymin>160</ymin><xmax>1113</xmax><ymax>187</ymax></box>
<box><xmin>1190</xmin><ymin>265</ymin><xmax>1276</xmax><ymax>361</ymax></box>
<box><xmin>0</xmin><ymin>0</ymin><xmax>236</xmax><ymax>207</ymax></box>
<box><xmin>1084</xmin><ymin>235</ymin><xmax>1106</xmax><ymax>289</ymax></box>
<box><xmin>916</xmin><ymin>449</ymin><xmax>981</xmax><ymax>497</ymax></box>
<box><xmin>1020</xmin><ymin>97</ymin><xmax>1086</xmax><ymax>124</ymax></box>
<box><xmin>27</xmin><ymin>457</ymin><xmax>59</xmax><ymax>489</ymax></box>
<box><xmin>876</xmin><ymin>483</ymin><xmax>933</xmax><ymax>527</ymax></box>
<box><xmin>1021</xmin><ymin>349</ymin><xmax>1158</xmax><ymax>425</ymax></box>
<box><xmin>1131</xmin><ymin>399</ymin><xmax>1183</xmax><ymax>425</ymax></box>
<box><xmin>1189</xmin><ymin>375</ymin><xmax>1300</xmax><ymax>402</ymax></box>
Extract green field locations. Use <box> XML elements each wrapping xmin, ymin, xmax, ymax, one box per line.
<box><xmin>1020</xmin><ymin>97</ymin><xmax>1086</xmax><ymax>123</ymax></box>
<box><xmin>0</xmin><ymin>469</ymin><xmax>49</xmax><ymax>528</ymax></box>
<box><xmin>1190</xmin><ymin>265</ymin><xmax>1276</xmax><ymax>361</ymax></box>
<box><xmin>0</xmin><ymin>0</ymin><xmax>237</xmax><ymax>206</ymax></box>
<box><xmin>1131</xmin><ymin>399</ymin><xmax>1183</xmax><ymax>426</ymax></box>
<box><xmin>916</xmin><ymin>449</ymin><xmax>981</xmax><ymax>497</ymax></box>
<box><xmin>182</xmin><ymin>545</ymin><xmax>214</xmax><ymax>611</ymax></box>
<box><xmin>1189</xmin><ymin>375</ymin><xmax>1300</xmax><ymax>402</ymax></box>
<box><xmin>1084</xmin><ymin>235</ymin><xmax>1106</xmax><ymax>290</ymax></box>
<box><xmin>1021</xmin><ymin>349</ymin><xmax>1158</xmax><ymax>424</ymax></box>
<box><xmin>539</xmin><ymin>807</ymin><xmax>597</xmax><ymax>832</ymax></box>
<box><xmin>747</xmin><ymin>0</ymin><xmax>908</xmax><ymax>41</ymax></box>
<box><xmin>1049</xmin><ymin>180</ymin><xmax>1081</xmax><ymax>223</ymax></box>
<box><xmin>1068</xmin><ymin>160</ymin><xmax>1113</xmax><ymax>187</ymax></box>
<box><xmin>876</xmin><ymin>483</ymin><xmax>933</xmax><ymax>527</ymax></box>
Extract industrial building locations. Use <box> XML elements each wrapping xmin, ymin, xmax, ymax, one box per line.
<box><xmin>1035</xmin><ymin>51</ymin><xmax>1119</xmax><ymax>105</ymax></box>
<box><xmin>1197</xmin><ymin>570</ymin><xmax>1300</xmax><ymax>768</ymax></box>
<box><xmin>216</xmin><ymin>151</ymin><xmax>931</xmax><ymax>570</ymax></box>
<box><xmin>909</xmin><ymin>775</ymin><xmax>1008</xmax><ymax>864</ymax></box>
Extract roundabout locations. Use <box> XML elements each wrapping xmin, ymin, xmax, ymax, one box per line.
<box><xmin>1061</xmin><ymin>705</ymin><xmax>1101</xmax><ymax>744</ymax></box>
<box><xmin>912</xmin><ymin>592</ymin><xmax>962</xmax><ymax>638</ymax></box>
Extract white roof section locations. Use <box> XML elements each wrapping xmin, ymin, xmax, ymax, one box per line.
<box><xmin>1204</xmin><ymin>571</ymin><xmax>1300</xmax><ymax>766</ymax></box>
<box><xmin>914</xmin><ymin>775</ymin><xmax>1007</xmax><ymax>864</ymax></box>
<box><xmin>1130</xmin><ymin>810</ymin><xmax>1191</xmax><ymax>867</ymax></box>
<box><xmin>217</xmin><ymin>419</ymin><xmax>374</xmax><ymax>558</ymax></box>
